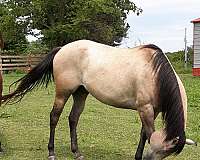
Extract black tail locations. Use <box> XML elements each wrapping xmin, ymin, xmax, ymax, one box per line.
<box><xmin>2</xmin><ymin>47</ymin><xmax>62</xmax><ymax>104</ymax></box>
<box><xmin>143</xmin><ymin>45</ymin><xmax>186</xmax><ymax>155</ymax></box>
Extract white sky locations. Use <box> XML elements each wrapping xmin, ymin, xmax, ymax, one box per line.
<box><xmin>122</xmin><ymin>0</ymin><xmax>200</xmax><ymax>52</ymax></box>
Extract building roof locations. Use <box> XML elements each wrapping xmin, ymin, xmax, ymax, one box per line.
<box><xmin>191</xmin><ymin>18</ymin><xmax>200</xmax><ymax>23</ymax></box>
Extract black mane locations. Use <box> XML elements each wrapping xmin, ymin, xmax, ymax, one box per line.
<box><xmin>143</xmin><ymin>44</ymin><xmax>186</xmax><ymax>155</ymax></box>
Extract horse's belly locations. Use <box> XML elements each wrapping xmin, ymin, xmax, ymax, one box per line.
<box><xmin>90</xmin><ymin>90</ymin><xmax>136</xmax><ymax>109</ymax></box>
<box><xmin>83</xmin><ymin>79</ymin><xmax>137</xmax><ymax>109</ymax></box>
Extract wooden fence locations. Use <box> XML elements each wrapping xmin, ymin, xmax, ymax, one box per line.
<box><xmin>0</xmin><ymin>55</ymin><xmax>44</xmax><ymax>72</ymax></box>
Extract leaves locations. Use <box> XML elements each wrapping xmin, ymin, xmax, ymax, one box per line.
<box><xmin>0</xmin><ymin>0</ymin><xmax>142</xmax><ymax>52</ymax></box>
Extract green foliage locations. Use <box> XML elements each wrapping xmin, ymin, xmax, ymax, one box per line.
<box><xmin>32</xmin><ymin>0</ymin><xmax>142</xmax><ymax>48</ymax></box>
<box><xmin>0</xmin><ymin>0</ymin><xmax>142</xmax><ymax>51</ymax></box>
<box><xmin>24</xmin><ymin>40</ymin><xmax>49</xmax><ymax>55</ymax></box>
<box><xmin>166</xmin><ymin>47</ymin><xmax>193</xmax><ymax>74</ymax></box>
<box><xmin>0</xmin><ymin>2</ymin><xmax>29</xmax><ymax>53</ymax></box>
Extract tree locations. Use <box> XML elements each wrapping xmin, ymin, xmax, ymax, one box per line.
<box><xmin>31</xmin><ymin>0</ymin><xmax>142</xmax><ymax>48</ymax></box>
<box><xmin>0</xmin><ymin>0</ymin><xmax>142</xmax><ymax>50</ymax></box>
<box><xmin>0</xmin><ymin>2</ymin><xmax>28</xmax><ymax>53</ymax></box>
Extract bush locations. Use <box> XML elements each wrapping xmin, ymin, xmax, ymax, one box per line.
<box><xmin>23</xmin><ymin>41</ymin><xmax>49</xmax><ymax>55</ymax></box>
<box><xmin>166</xmin><ymin>48</ymin><xmax>192</xmax><ymax>74</ymax></box>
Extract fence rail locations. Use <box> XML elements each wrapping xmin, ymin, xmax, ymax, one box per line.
<box><xmin>0</xmin><ymin>55</ymin><xmax>45</xmax><ymax>72</ymax></box>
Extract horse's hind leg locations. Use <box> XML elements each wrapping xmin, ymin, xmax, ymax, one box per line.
<box><xmin>69</xmin><ymin>86</ymin><xmax>88</xmax><ymax>160</ymax></box>
<box><xmin>48</xmin><ymin>91</ymin><xmax>71</xmax><ymax>160</ymax></box>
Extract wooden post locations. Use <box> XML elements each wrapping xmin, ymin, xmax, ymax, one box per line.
<box><xmin>27</xmin><ymin>55</ymin><xmax>32</xmax><ymax>72</ymax></box>
<box><xmin>184</xmin><ymin>28</ymin><xmax>187</xmax><ymax>68</ymax></box>
<box><xmin>0</xmin><ymin>55</ymin><xmax>3</xmax><ymax>106</ymax></box>
<box><xmin>0</xmin><ymin>32</ymin><xmax>4</xmax><ymax>50</ymax></box>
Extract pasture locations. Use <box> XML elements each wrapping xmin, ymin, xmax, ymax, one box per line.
<box><xmin>0</xmin><ymin>73</ymin><xmax>199</xmax><ymax>160</ymax></box>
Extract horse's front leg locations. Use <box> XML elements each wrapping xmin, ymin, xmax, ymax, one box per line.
<box><xmin>137</xmin><ymin>104</ymin><xmax>155</xmax><ymax>159</ymax></box>
<box><xmin>69</xmin><ymin>87</ymin><xmax>88</xmax><ymax>160</ymax></box>
<box><xmin>135</xmin><ymin>125</ymin><xmax>147</xmax><ymax>160</ymax></box>
<box><xmin>48</xmin><ymin>93</ymin><xmax>70</xmax><ymax>160</ymax></box>
<box><xmin>135</xmin><ymin>111</ymin><xmax>159</xmax><ymax>160</ymax></box>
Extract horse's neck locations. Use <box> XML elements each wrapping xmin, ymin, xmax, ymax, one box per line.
<box><xmin>175</xmin><ymin>73</ymin><xmax>187</xmax><ymax>129</ymax></box>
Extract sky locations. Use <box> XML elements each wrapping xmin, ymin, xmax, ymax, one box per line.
<box><xmin>122</xmin><ymin>0</ymin><xmax>200</xmax><ymax>52</ymax></box>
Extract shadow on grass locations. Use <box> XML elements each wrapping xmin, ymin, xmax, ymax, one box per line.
<box><xmin>0</xmin><ymin>139</ymin><xmax>138</xmax><ymax>160</ymax></box>
<box><xmin>58</xmin><ymin>145</ymin><xmax>134</xmax><ymax>160</ymax></box>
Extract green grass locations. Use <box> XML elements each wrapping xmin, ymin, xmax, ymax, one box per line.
<box><xmin>0</xmin><ymin>73</ymin><xmax>200</xmax><ymax>160</ymax></box>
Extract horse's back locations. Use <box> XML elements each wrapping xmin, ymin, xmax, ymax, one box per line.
<box><xmin>53</xmin><ymin>40</ymin><xmax>157</xmax><ymax>109</ymax></box>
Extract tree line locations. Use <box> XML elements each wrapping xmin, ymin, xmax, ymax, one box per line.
<box><xmin>0</xmin><ymin>0</ymin><xmax>142</xmax><ymax>54</ymax></box>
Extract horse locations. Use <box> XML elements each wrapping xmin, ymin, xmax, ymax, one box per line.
<box><xmin>2</xmin><ymin>40</ymin><xmax>196</xmax><ymax>160</ymax></box>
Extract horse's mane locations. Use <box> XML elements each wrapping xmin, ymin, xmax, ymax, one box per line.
<box><xmin>142</xmin><ymin>44</ymin><xmax>186</xmax><ymax>155</ymax></box>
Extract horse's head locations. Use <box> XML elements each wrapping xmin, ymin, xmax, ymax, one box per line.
<box><xmin>144</xmin><ymin>130</ymin><xmax>197</xmax><ymax>160</ymax></box>
<box><xmin>143</xmin><ymin>130</ymin><xmax>175</xmax><ymax>160</ymax></box>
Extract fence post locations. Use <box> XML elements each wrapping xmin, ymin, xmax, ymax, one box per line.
<box><xmin>0</xmin><ymin>55</ymin><xmax>2</xmax><ymax>106</ymax></box>
<box><xmin>0</xmin><ymin>55</ymin><xmax>2</xmax><ymax>73</ymax></box>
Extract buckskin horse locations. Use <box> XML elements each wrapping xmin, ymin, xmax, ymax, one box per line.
<box><xmin>2</xmin><ymin>40</ymin><xmax>196</xmax><ymax>159</ymax></box>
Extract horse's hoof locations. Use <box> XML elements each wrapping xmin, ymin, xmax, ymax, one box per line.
<box><xmin>48</xmin><ymin>155</ymin><xmax>56</xmax><ymax>160</ymax></box>
<box><xmin>76</xmin><ymin>155</ymin><xmax>84</xmax><ymax>160</ymax></box>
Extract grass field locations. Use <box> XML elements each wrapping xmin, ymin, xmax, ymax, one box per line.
<box><xmin>0</xmin><ymin>73</ymin><xmax>200</xmax><ymax>160</ymax></box>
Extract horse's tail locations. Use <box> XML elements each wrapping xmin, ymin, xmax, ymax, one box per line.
<box><xmin>2</xmin><ymin>47</ymin><xmax>62</xmax><ymax>104</ymax></box>
<box><xmin>144</xmin><ymin>45</ymin><xmax>186</xmax><ymax>155</ymax></box>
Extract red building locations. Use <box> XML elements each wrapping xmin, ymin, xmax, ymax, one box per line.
<box><xmin>191</xmin><ymin>18</ymin><xmax>200</xmax><ymax>76</ymax></box>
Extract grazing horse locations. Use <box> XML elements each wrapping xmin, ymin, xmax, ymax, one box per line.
<box><xmin>2</xmin><ymin>40</ymin><xmax>195</xmax><ymax>159</ymax></box>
